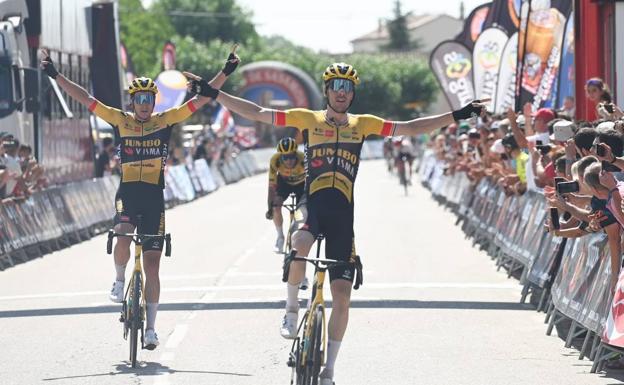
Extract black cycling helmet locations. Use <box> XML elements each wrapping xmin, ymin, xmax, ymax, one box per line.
<box><xmin>277</xmin><ymin>137</ymin><xmax>297</xmax><ymax>154</ymax></box>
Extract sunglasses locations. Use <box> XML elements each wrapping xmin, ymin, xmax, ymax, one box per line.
<box><xmin>328</xmin><ymin>79</ymin><xmax>355</xmax><ymax>93</ymax></box>
<box><xmin>281</xmin><ymin>154</ymin><xmax>297</xmax><ymax>162</ymax></box>
<box><xmin>134</xmin><ymin>92</ymin><xmax>155</xmax><ymax>105</ymax></box>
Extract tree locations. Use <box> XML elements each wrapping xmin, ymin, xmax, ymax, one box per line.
<box><xmin>118</xmin><ymin>0</ymin><xmax>176</xmax><ymax>77</ymax></box>
<box><xmin>383</xmin><ymin>0</ymin><xmax>422</xmax><ymax>52</ymax></box>
<box><xmin>152</xmin><ymin>0</ymin><xmax>259</xmax><ymax>45</ymax></box>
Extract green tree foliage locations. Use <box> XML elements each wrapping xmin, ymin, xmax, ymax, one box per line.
<box><xmin>383</xmin><ymin>0</ymin><xmax>422</xmax><ymax>52</ymax></box>
<box><xmin>119</xmin><ymin>0</ymin><xmax>437</xmax><ymax>119</ymax></box>
<box><xmin>152</xmin><ymin>0</ymin><xmax>259</xmax><ymax>45</ymax></box>
<box><xmin>118</xmin><ymin>0</ymin><xmax>175</xmax><ymax>78</ymax></box>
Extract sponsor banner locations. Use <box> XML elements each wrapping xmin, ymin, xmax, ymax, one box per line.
<box><xmin>494</xmin><ymin>32</ymin><xmax>518</xmax><ymax>114</ymax></box>
<box><xmin>455</xmin><ymin>3</ymin><xmax>491</xmax><ymax>50</ymax></box>
<box><xmin>553</xmin><ymin>10</ymin><xmax>574</xmax><ymax>111</ymax></box>
<box><xmin>483</xmin><ymin>0</ymin><xmax>523</xmax><ymax>36</ymax></box>
<box><xmin>429</xmin><ymin>41</ymin><xmax>476</xmax><ymax>111</ymax></box>
<box><xmin>603</xmin><ymin>269</ymin><xmax>624</xmax><ymax>346</ymax></box>
<box><xmin>517</xmin><ymin>0</ymin><xmax>571</xmax><ymax>110</ymax></box>
<box><xmin>473</xmin><ymin>27</ymin><xmax>509</xmax><ymax>111</ymax></box>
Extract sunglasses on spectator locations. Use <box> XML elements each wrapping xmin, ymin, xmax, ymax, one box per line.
<box><xmin>134</xmin><ymin>92</ymin><xmax>155</xmax><ymax>105</ymax></box>
<box><xmin>281</xmin><ymin>154</ymin><xmax>297</xmax><ymax>162</ymax></box>
<box><xmin>328</xmin><ymin>79</ymin><xmax>355</xmax><ymax>93</ymax></box>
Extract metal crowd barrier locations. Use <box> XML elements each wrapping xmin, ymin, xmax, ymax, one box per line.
<box><xmin>418</xmin><ymin>149</ymin><xmax>624</xmax><ymax>373</ymax></box>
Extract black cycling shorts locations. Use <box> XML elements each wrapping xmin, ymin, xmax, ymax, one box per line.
<box><xmin>114</xmin><ymin>184</ymin><xmax>165</xmax><ymax>252</ymax></box>
<box><xmin>276</xmin><ymin>175</ymin><xmax>304</xmax><ymax>202</ymax></box>
<box><xmin>294</xmin><ymin>190</ymin><xmax>357</xmax><ymax>282</ymax></box>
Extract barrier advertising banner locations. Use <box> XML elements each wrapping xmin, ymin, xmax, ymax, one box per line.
<box><xmin>430</xmin><ymin>41</ymin><xmax>476</xmax><ymax>111</ymax></box>
<box><xmin>472</xmin><ymin>27</ymin><xmax>508</xmax><ymax>110</ymax></box>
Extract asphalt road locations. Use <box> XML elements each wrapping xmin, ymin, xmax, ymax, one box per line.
<box><xmin>1</xmin><ymin>160</ymin><xmax>622</xmax><ymax>385</ymax></box>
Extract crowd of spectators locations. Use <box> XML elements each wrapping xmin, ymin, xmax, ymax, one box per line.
<box><xmin>431</xmin><ymin>77</ymin><xmax>624</xmax><ymax>296</ymax></box>
<box><xmin>0</xmin><ymin>131</ymin><xmax>46</xmax><ymax>202</ymax></box>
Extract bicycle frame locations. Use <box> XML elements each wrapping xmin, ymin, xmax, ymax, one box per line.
<box><xmin>124</xmin><ymin>240</ymin><xmax>146</xmax><ymax>330</ymax></box>
<box><xmin>301</xmin><ymin>267</ymin><xmax>327</xmax><ymax>366</ymax></box>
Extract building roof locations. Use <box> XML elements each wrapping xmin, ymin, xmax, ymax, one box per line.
<box><xmin>351</xmin><ymin>14</ymin><xmax>455</xmax><ymax>43</ymax></box>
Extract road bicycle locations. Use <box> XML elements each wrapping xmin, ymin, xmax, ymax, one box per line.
<box><xmin>282</xmin><ymin>234</ymin><xmax>362</xmax><ymax>385</ymax></box>
<box><xmin>106</xmin><ymin>221</ymin><xmax>171</xmax><ymax>368</ymax></box>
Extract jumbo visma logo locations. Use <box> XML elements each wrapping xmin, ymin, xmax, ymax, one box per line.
<box><xmin>445</xmin><ymin>52</ymin><xmax>472</xmax><ymax>79</ymax></box>
<box><xmin>123</xmin><ymin>138</ymin><xmax>163</xmax><ymax>156</ymax></box>
<box><xmin>311</xmin><ymin>147</ymin><xmax>359</xmax><ymax>178</ymax></box>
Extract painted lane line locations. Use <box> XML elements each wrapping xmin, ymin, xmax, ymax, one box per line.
<box><xmin>0</xmin><ymin>281</ymin><xmax>519</xmax><ymax>302</ymax></box>
<box><xmin>164</xmin><ymin>324</ymin><xmax>189</xmax><ymax>349</ymax></box>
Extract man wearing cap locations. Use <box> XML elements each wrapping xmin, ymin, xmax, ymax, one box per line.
<box><xmin>507</xmin><ymin>107</ymin><xmax>556</xmax><ymax>191</ymax></box>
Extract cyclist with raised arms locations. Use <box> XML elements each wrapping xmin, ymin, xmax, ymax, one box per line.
<box><xmin>266</xmin><ymin>137</ymin><xmax>306</xmax><ymax>252</ymax></box>
<box><xmin>40</xmin><ymin>49</ymin><xmax>238</xmax><ymax>350</ymax></box>
<box><xmin>187</xmin><ymin>62</ymin><xmax>484</xmax><ymax>384</ymax></box>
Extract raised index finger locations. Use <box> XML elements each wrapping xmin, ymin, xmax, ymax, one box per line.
<box><xmin>230</xmin><ymin>43</ymin><xmax>239</xmax><ymax>55</ymax></box>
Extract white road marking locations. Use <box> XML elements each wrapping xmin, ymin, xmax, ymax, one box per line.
<box><xmin>159</xmin><ymin>351</ymin><xmax>175</xmax><ymax>361</ymax></box>
<box><xmin>0</xmin><ymin>282</ymin><xmax>518</xmax><ymax>302</ymax></box>
<box><xmin>164</xmin><ymin>324</ymin><xmax>189</xmax><ymax>349</ymax></box>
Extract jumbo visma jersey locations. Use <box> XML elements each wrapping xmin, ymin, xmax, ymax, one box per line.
<box><xmin>89</xmin><ymin>99</ymin><xmax>198</xmax><ymax>188</ymax></box>
<box><xmin>273</xmin><ymin>109</ymin><xmax>396</xmax><ymax>203</ymax></box>
<box><xmin>268</xmin><ymin>151</ymin><xmax>305</xmax><ymax>186</ymax></box>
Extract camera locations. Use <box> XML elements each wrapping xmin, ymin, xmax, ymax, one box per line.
<box><xmin>556</xmin><ymin>181</ymin><xmax>580</xmax><ymax>194</ymax></box>
<box><xmin>536</xmin><ymin>144</ymin><xmax>552</xmax><ymax>156</ymax></box>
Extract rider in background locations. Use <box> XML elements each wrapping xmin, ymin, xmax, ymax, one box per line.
<box><xmin>394</xmin><ymin>136</ymin><xmax>416</xmax><ymax>184</ymax></box>
<box><xmin>266</xmin><ymin>137</ymin><xmax>305</xmax><ymax>253</ymax></box>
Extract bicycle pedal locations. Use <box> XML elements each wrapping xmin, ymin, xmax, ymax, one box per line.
<box><xmin>287</xmin><ymin>358</ymin><xmax>296</xmax><ymax>368</ymax></box>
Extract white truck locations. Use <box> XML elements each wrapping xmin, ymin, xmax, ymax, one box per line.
<box><xmin>0</xmin><ymin>0</ymin><xmax>37</xmax><ymax>146</ymax></box>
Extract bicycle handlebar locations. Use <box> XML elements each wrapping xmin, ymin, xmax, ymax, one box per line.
<box><xmin>282</xmin><ymin>251</ymin><xmax>364</xmax><ymax>290</ymax></box>
<box><xmin>106</xmin><ymin>230</ymin><xmax>172</xmax><ymax>257</ymax></box>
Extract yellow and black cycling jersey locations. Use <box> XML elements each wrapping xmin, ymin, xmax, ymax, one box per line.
<box><xmin>273</xmin><ymin>109</ymin><xmax>396</xmax><ymax>203</ymax></box>
<box><xmin>88</xmin><ymin>99</ymin><xmax>198</xmax><ymax>188</ymax></box>
<box><xmin>268</xmin><ymin>151</ymin><xmax>305</xmax><ymax>186</ymax></box>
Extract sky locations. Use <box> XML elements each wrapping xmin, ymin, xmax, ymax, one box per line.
<box><xmin>235</xmin><ymin>0</ymin><xmax>489</xmax><ymax>53</ymax></box>
<box><xmin>143</xmin><ymin>0</ymin><xmax>490</xmax><ymax>53</ymax></box>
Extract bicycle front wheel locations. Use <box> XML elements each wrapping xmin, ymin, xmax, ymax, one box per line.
<box><xmin>304</xmin><ymin>306</ymin><xmax>324</xmax><ymax>385</ymax></box>
<box><xmin>129</xmin><ymin>272</ymin><xmax>141</xmax><ymax>368</ymax></box>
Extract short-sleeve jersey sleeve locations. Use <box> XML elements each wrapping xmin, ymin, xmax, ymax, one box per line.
<box><xmin>160</xmin><ymin>100</ymin><xmax>198</xmax><ymax>126</ymax></box>
<box><xmin>88</xmin><ymin>99</ymin><xmax>124</xmax><ymax>126</ymax></box>
<box><xmin>357</xmin><ymin>114</ymin><xmax>396</xmax><ymax>137</ymax></box>
<box><xmin>272</xmin><ymin>108</ymin><xmax>312</xmax><ymax>130</ymax></box>
<box><xmin>268</xmin><ymin>153</ymin><xmax>280</xmax><ymax>184</ymax></box>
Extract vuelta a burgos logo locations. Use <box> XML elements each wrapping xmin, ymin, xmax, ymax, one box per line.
<box><xmin>444</xmin><ymin>51</ymin><xmax>472</xmax><ymax>79</ymax></box>
<box><xmin>478</xmin><ymin>41</ymin><xmax>500</xmax><ymax>70</ymax></box>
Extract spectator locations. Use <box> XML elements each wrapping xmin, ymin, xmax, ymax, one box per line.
<box><xmin>95</xmin><ymin>137</ymin><xmax>115</xmax><ymax>178</ymax></box>
<box><xmin>559</xmin><ymin>96</ymin><xmax>575</xmax><ymax>119</ymax></box>
<box><xmin>501</xmin><ymin>134</ymin><xmax>528</xmax><ymax>194</ymax></box>
<box><xmin>1</xmin><ymin>135</ymin><xmax>27</xmax><ymax>198</ymax></box>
